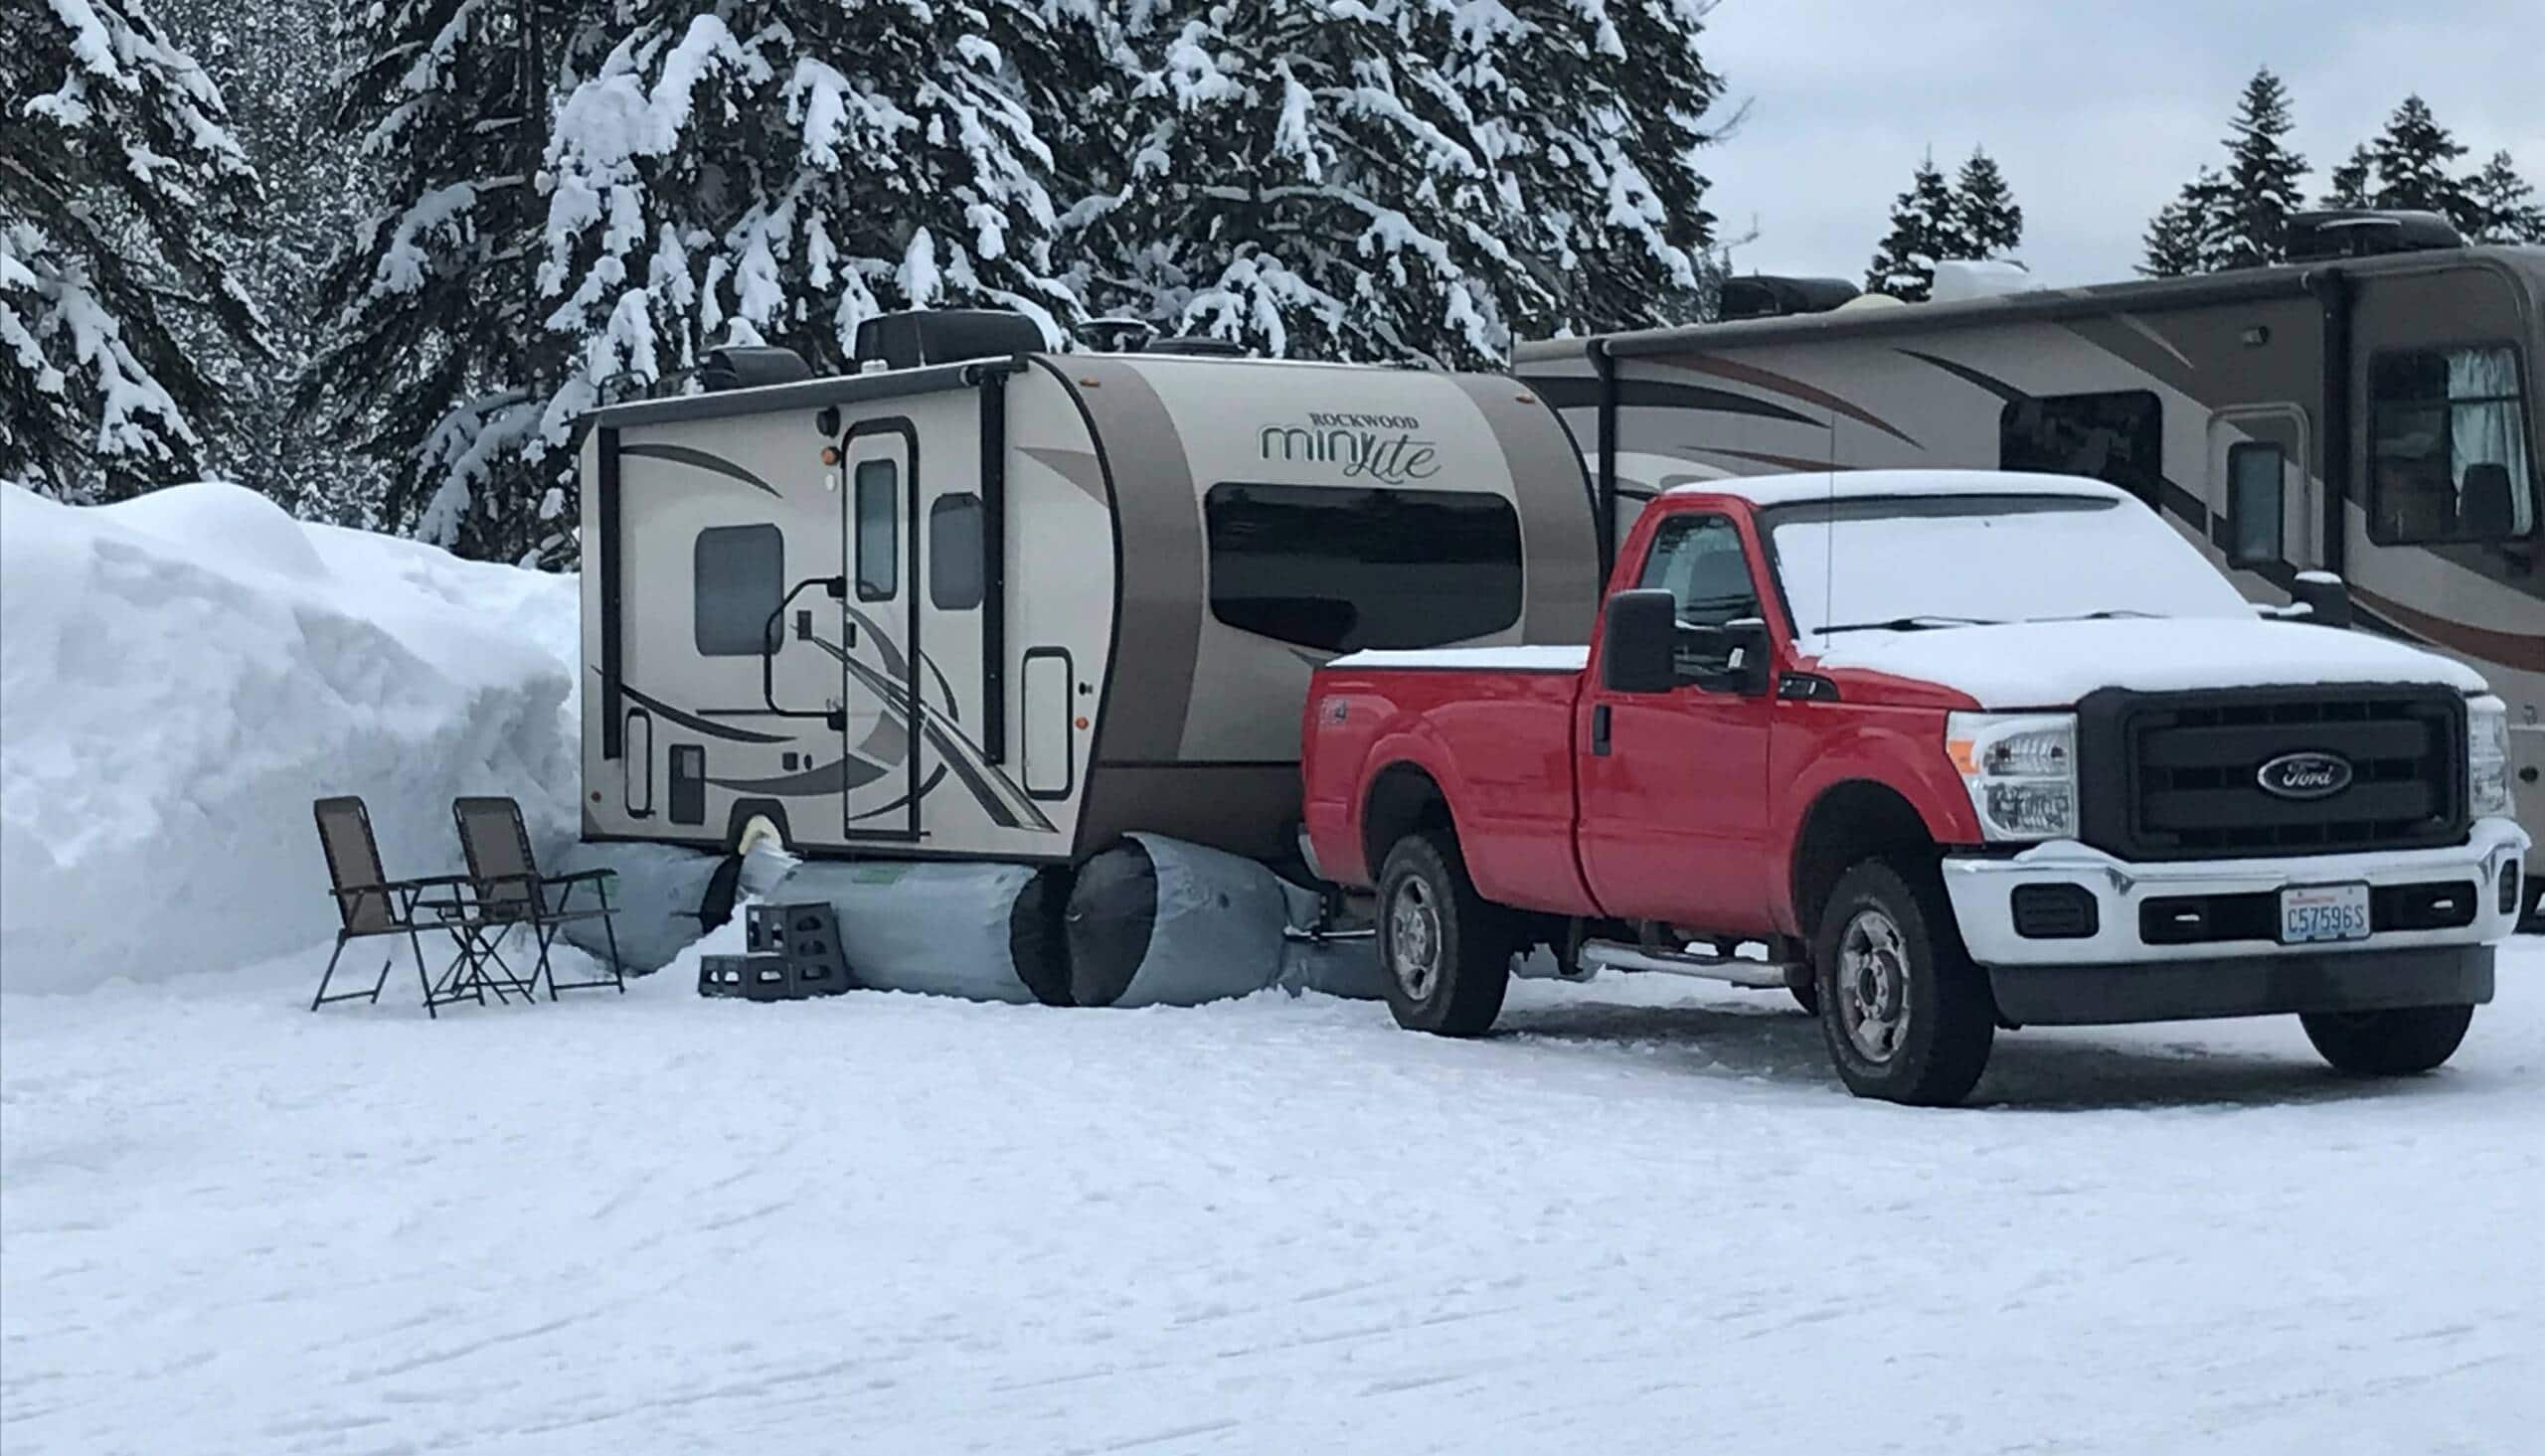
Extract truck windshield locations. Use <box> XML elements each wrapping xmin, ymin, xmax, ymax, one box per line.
<box><xmin>1765</xmin><ymin>493</ymin><xmax>2252</xmax><ymax>646</ymax></box>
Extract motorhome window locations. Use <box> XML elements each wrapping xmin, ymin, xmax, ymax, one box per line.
<box><xmin>1637</xmin><ymin>514</ymin><xmax>1760</xmax><ymax>678</ymax></box>
<box><xmin>929</xmin><ymin>494</ymin><xmax>984</xmax><ymax>611</ymax></box>
<box><xmin>2226</xmin><ymin>442</ymin><xmax>2285</xmax><ymax>566</ymax></box>
<box><xmin>1997</xmin><ymin>391</ymin><xmax>2164</xmax><ymax>509</ymax></box>
<box><xmin>855</xmin><ymin>460</ymin><xmax>898</xmax><ymax>600</ymax></box>
<box><xmin>1203</xmin><ymin>484</ymin><xmax>1522</xmax><ymax>653</ymax></box>
<box><xmin>692</xmin><ymin>525</ymin><xmax>784</xmax><ymax>657</ymax></box>
<box><xmin>2368</xmin><ymin>344</ymin><xmax>2535</xmax><ymax>543</ymax></box>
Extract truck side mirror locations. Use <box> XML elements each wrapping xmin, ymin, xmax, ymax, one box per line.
<box><xmin>2290</xmin><ymin>571</ymin><xmax>2353</xmax><ymax>630</ymax></box>
<box><xmin>1602</xmin><ymin>589</ymin><xmax>1678</xmax><ymax>694</ymax></box>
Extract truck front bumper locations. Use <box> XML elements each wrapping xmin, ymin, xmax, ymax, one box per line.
<box><xmin>1941</xmin><ymin>818</ymin><xmax>2528</xmax><ymax>1027</ymax></box>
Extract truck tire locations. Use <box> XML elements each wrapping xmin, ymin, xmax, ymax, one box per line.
<box><xmin>1812</xmin><ymin>859</ymin><xmax>1994</xmax><ymax>1106</ymax></box>
<box><xmin>1376</xmin><ymin>831</ymin><xmax>1512</xmax><ymax>1038</ymax></box>
<box><xmin>2299</xmin><ymin>1005</ymin><xmax>2474</xmax><ymax>1076</ymax></box>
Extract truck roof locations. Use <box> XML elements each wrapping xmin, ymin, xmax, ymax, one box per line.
<box><xmin>1665</xmin><ymin>469</ymin><xmax>2131</xmax><ymax>511</ymax></box>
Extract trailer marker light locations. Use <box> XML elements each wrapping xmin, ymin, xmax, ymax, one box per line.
<box><xmin>1076</xmin><ymin>717</ymin><xmax>1091</xmax><ymax>729</ymax></box>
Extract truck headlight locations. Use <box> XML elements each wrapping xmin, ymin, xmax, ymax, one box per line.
<box><xmin>2470</xmin><ymin>696</ymin><xmax>2514</xmax><ymax>819</ymax></box>
<box><xmin>1947</xmin><ymin>712</ymin><xmax>2079</xmax><ymax>842</ymax></box>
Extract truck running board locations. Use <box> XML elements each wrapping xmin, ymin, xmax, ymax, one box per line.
<box><xmin>1576</xmin><ymin>939</ymin><xmax>1799</xmax><ymax>991</ymax></box>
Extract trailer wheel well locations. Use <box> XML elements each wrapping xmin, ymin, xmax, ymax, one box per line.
<box><xmin>1363</xmin><ymin>763</ymin><xmax>1455</xmax><ymax>875</ymax></box>
<box><xmin>1790</xmin><ymin>781</ymin><xmax>1937</xmax><ymax>938</ymax></box>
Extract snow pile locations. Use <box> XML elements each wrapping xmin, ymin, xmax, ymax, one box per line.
<box><xmin>0</xmin><ymin>482</ymin><xmax>579</xmax><ymax>993</ymax></box>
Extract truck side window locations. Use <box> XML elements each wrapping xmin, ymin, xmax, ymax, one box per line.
<box><xmin>2226</xmin><ymin>442</ymin><xmax>2284</xmax><ymax>567</ymax></box>
<box><xmin>1636</xmin><ymin>514</ymin><xmax>1759</xmax><ymax>682</ymax></box>
<box><xmin>2368</xmin><ymin>344</ymin><xmax>2536</xmax><ymax>544</ymax></box>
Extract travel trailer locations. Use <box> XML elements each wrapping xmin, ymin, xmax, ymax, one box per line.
<box><xmin>1516</xmin><ymin>218</ymin><xmax>2545</xmax><ymax>903</ymax></box>
<box><xmin>577</xmin><ymin>313</ymin><xmax>1601</xmax><ymax>867</ymax></box>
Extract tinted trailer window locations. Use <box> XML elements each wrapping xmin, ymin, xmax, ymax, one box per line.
<box><xmin>1203</xmin><ymin>483</ymin><xmax>1522</xmax><ymax>653</ymax></box>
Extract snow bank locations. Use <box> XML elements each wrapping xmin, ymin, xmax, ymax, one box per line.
<box><xmin>0</xmin><ymin>483</ymin><xmax>579</xmax><ymax>993</ymax></box>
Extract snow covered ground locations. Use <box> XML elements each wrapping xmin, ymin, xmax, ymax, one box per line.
<box><xmin>7</xmin><ymin>940</ymin><xmax>2541</xmax><ymax>1454</ymax></box>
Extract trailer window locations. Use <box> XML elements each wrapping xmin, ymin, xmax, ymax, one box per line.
<box><xmin>1203</xmin><ymin>483</ymin><xmax>1522</xmax><ymax>653</ymax></box>
<box><xmin>1998</xmin><ymin>391</ymin><xmax>2165</xmax><ymax>511</ymax></box>
<box><xmin>2226</xmin><ymin>442</ymin><xmax>2285</xmax><ymax>566</ymax></box>
<box><xmin>2369</xmin><ymin>345</ymin><xmax>2535</xmax><ymax>543</ymax></box>
<box><xmin>693</xmin><ymin>525</ymin><xmax>784</xmax><ymax>657</ymax></box>
<box><xmin>855</xmin><ymin>460</ymin><xmax>898</xmax><ymax>600</ymax></box>
<box><xmin>929</xmin><ymin>494</ymin><xmax>984</xmax><ymax>611</ymax></box>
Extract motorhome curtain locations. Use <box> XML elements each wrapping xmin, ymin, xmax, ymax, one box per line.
<box><xmin>2449</xmin><ymin>347</ymin><xmax>2532</xmax><ymax>530</ymax></box>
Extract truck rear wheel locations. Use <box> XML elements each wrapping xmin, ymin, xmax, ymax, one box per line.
<box><xmin>1377</xmin><ymin>831</ymin><xmax>1512</xmax><ymax>1038</ymax></box>
<box><xmin>1812</xmin><ymin>859</ymin><xmax>1994</xmax><ymax>1106</ymax></box>
<box><xmin>2299</xmin><ymin>1005</ymin><xmax>2474</xmax><ymax>1076</ymax></box>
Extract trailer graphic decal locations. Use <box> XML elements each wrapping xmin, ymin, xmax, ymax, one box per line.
<box><xmin>614</xmin><ymin>442</ymin><xmax>783</xmax><ymax>498</ymax></box>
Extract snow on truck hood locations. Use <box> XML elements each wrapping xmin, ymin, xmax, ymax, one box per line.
<box><xmin>1806</xmin><ymin>616</ymin><xmax>2488</xmax><ymax>708</ymax></box>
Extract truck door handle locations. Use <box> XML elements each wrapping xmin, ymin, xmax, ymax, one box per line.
<box><xmin>1592</xmin><ymin>704</ymin><xmax>1612</xmax><ymax>756</ymax></box>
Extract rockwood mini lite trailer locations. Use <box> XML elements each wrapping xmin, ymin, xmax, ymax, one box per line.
<box><xmin>1517</xmin><ymin>221</ymin><xmax>2545</xmax><ymax>902</ymax></box>
<box><xmin>578</xmin><ymin>313</ymin><xmax>1601</xmax><ymax>867</ymax></box>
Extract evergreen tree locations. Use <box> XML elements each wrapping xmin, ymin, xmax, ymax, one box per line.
<box><xmin>2464</xmin><ymin>151</ymin><xmax>2545</xmax><ymax>243</ymax></box>
<box><xmin>2364</xmin><ymin>94</ymin><xmax>2476</xmax><ymax>232</ymax></box>
<box><xmin>1071</xmin><ymin>2</ymin><xmax>1532</xmax><ymax>366</ymax></box>
<box><xmin>3</xmin><ymin>0</ymin><xmax>263</xmax><ymax>500</ymax></box>
<box><xmin>2322</xmin><ymin>144</ymin><xmax>2375</xmax><ymax>209</ymax></box>
<box><xmin>299</xmin><ymin>0</ymin><xmax>607</xmax><ymax>566</ymax></box>
<box><xmin>2140</xmin><ymin>167</ymin><xmax>2233</xmax><ymax>277</ymax></box>
<box><xmin>2214</xmin><ymin>67</ymin><xmax>2307</xmax><ymax>268</ymax></box>
<box><xmin>154</xmin><ymin>0</ymin><xmax>374</xmax><ymax>522</ymax></box>
<box><xmin>1952</xmin><ymin>147</ymin><xmax>2023</xmax><ymax>259</ymax></box>
<box><xmin>1865</xmin><ymin>152</ymin><xmax>1962</xmax><ymax>300</ymax></box>
<box><xmin>1494</xmin><ymin>0</ymin><xmax>1727</xmax><ymax>338</ymax></box>
<box><xmin>538</xmin><ymin>2</ymin><xmax>1083</xmax><ymax>426</ymax></box>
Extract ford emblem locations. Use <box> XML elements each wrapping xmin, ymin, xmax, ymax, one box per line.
<box><xmin>2257</xmin><ymin>750</ymin><xmax>2353</xmax><ymax>800</ymax></box>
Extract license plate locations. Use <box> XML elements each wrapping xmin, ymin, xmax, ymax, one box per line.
<box><xmin>2280</xmin><ymin>883</ymin><xmax>2371</xmax><ymax>945</ymax></box>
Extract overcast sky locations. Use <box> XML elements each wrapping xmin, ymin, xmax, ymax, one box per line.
<box><xmin>1693</xmin><ymin>0</ymin><xmax>2545</xmax><ymax>287</ymax></box>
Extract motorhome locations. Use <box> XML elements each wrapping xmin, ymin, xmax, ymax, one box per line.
<box><xmin>577</xmin><ymin>313</ymin><xmax>1601</xmax><ymax>867</ymax></box>
<box><xmin>1516</xmin><ymin>216</ymin><xmax>2545</xmax><ymax>907</ymax></box>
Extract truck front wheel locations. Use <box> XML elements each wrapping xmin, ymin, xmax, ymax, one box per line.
<box><xmin>1377</xmin><ymin>831</ymin><xmax>1512</xmax><ymax>1038</ymax></box>
<box><xmin>2299</xmin><ymin>1006</ymin><xmax>2474</xmax><ymax>1076</ymax></box>
<box><xmin>1812</xmin><ymin>859</ymin><xmax>1995</xmax><ymax>1106</ymax></box>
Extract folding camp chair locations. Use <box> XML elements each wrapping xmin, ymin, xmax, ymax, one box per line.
<box><xmin>450</xmin><ymin>796</ymin><xmax>627</xmax><ymax>1001</ymax></box>
<box><xmin>310</xmin><ymin>796</ymin><xmax>499</xmax><ymax>1018</ymax></box>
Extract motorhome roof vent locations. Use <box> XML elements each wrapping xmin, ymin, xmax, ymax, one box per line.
<box><xmin>699</xmin><ymin>345</ymin><xmax>812</xmax><ymax>393</ymax></box>
<box><xmin>1718</xmin><ymin>275</ymin><xmax>1861</xmax><ymax>321</ymax></box>
<box><xmin>854</xmin><ymin>309</ymin><xmax>1048</xmax><ymax>371</ymax></box>
<box><xmin>1144</xmin><ymin>336</ymin><xmax>1250</xmax><ymax>358</ymax></box>
<box><xmin>1929</xmin><ymin>258</ymin><xmax>2037</xmax><ymax>303</ymax></box>
<box><xmin>2286</xmin><ymin>210</ymin><xmax>2464</xmax><ymax>261</ymax></box>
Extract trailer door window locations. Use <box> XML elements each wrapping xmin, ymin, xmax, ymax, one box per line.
<box><xmin>2369</xmin><ymin>344</ymin><xmax>2535</xmax><ymax>543</ymax></box>
<box><xmin>929</xmin><ymin>493</ymin><xmax>984</xmax><ymax>610</ymax></box>
<box><xmin>2226</xmin><ymin>442</ymin><xmax>2285</xmax><ymax>566</ymax></box>
<box><xmin>1998</xmin><ymin>391</ymin><xmax>2165</xmax><ymax>510</ymax></box>
<box><xmin>693</xmin><ymin>524</ymin><xmax>784</xmax><ymax>657</ymax></box>
<box><xmin>855</xmin><ymin>459</ymin><xmax>899</xmax><ymax>600</ymax></box>
<box><xmin>1203</xmin><ymin>484</ymin><xmax>1522</xmax><ymax>653</ymax></box>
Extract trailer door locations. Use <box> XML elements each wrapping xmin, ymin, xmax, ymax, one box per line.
<box><xmin>842</xmin><ymin>422</ymin><xmax>922</xmax><ymax>843</ymax></box>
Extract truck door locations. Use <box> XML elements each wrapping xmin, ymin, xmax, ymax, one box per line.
<box><xmin>1576</xmin><ymin>511</ymin><xmax>1777</xmax><ymax>934</ymax></box>
<box><xmin>841</xmin><ymin>422</ymin><xmax>922</xmax><ymax>843</ymax></box>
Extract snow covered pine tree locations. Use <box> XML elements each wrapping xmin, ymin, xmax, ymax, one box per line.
<box><xmin>302</xmin><ymin>0</ymin><xmax>611</xmax><ymax>567</ymax></box>
<box><xmin>538</xmin><ymin>0</ymin><xmax>1081</xmax><ymax>418</ymax></box>
<box><xmin>4</xmin><ymin>0</ymin><xmax>262</xmax><ymax>501</ymax></box>
<box><xmin>1952</xmin><ymin>146</ymin><xmax>2022</xmax><ymax>260</ymax></box>
<box><xmin>1865</xmin><ymin>151</ymin><xmax>1962</xmax><ymax>300</ymax></box>
<box><xmin>1070</xmin><ymin>0</ymin><xmax>1723</xmax><ymax>365</ymax></box>
<box><xmin>2140</xmin><ymin>67</ymin><xmax>2305</xmax><ymax>276</ymax></box>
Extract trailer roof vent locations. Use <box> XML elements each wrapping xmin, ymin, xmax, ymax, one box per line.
<box><xmin>854</xmin><ymin>309</ymin><xmax>1048</xmax><ymax>371</ymax></box>
<box><xmin>2287</xmin><ymin>210</ymin><xmax>2464</xmax><ymax>261</ymax></box>
<box><xmin>699</xmin><ymin>345</ymin><xmax>812</xmax><ymax>393</ymax></box>
<box><xmin>1718</xmin><ymin>275</ymin><xmax>1861</xmax><ymax>321</ymax></box>
<box><xmin>1144</xmin><ymin>336</ymin><xmax>1250</xmax><ymax>358</ymax></box>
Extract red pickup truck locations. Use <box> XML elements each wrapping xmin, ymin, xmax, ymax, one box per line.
<box><xmin>1300</xmin><ymin>470</ymin><xmax>2528</xmax><ymax>1104</ymax></box>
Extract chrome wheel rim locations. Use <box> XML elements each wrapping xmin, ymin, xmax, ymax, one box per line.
<box><xmin>1388</xmin><ymin>878</ymin><xmax>1442</xmax><ymax>1002</ymax></box>
<box><xmin>1837</xmin><ymin>908</ymin><xmax>1911</xmax><ymax>1063</ymax></box>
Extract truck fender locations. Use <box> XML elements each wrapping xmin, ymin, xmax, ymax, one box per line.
<box><xmin>1777</xmin><ymin>720</ymin><xmax>1981</xmax><ymax>937</ymax></box>
<box><xmin>1353</xmin><ymin>723</ymin><xmax>1468</xmax><ymax>884</ymax></box>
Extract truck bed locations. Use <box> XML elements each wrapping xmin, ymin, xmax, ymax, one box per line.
<box><xmin>1302</xmin><ymin>647</ymin><xmax>1598</xmax><ymax>914</ymax></box>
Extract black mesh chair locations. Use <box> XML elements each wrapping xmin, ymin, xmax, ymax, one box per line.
<box><xmin>451</xmin><ymin>797</ymin><xmax>626</xmax><ymax>1001</ymax></box>
<box><xmin>311</xmin><ymin>796</ymin><xmax>484</xmax><ymax>1018</ymax></box>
